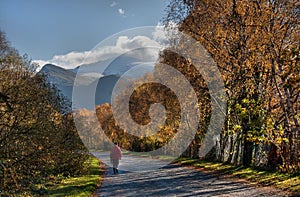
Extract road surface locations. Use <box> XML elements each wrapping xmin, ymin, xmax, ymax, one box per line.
<box><xmin>92</xmin><ymin>152</ymin><xmax>291</xmax><ymax>196</ymax></box>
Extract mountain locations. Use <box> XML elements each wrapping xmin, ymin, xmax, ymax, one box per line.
<box><xmin>41</xmin><ymin>64</ymin><xmax>77</xmax><ymax>86</ymax></box>
<box><xmin>72</xmin><ymin>74</ymin><xmax>120</xmax><ymax>109</ymax></box>
<box><xmin>102</xmin><ymin>48</ymin><xmax>156</xmax><ymax>77</ymax></box>
<box><xmin>76</xmin><ymin>48</ymin><xmax>156</xmax><ymax>78</ymax></box>
<box><xmin>38</xmin><ymin>64</ymin><xmax>120</xmax><ymax>108</ymax></box>
<box><xmin>69</xmin><ymin>66</ymin><xmax>80</xmax><ymax>73</ymax></box>
<box><xmin>39</xmin><ymin>64</ymin><xmax>76</xmax><ymax>101</ymax></box>
<box><xmin>39</xmin><ymin>49</ymin><xmax>157</xmax><ymax>109</ymax></box>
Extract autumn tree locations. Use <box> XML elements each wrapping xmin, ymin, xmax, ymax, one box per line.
<box><xmin>164</xmin><ymin>0</ymin><xmax>299</xmax><ymax>170</ymax></box>
<box><xmin>0</xmin><ymin>31</ymin><xmax>88</xmax><ymax>195</ymax></box>
<box><xmin>94</xmin><ymin>73</ymin><xmax>183</xmax><ymax>154</ymax></box>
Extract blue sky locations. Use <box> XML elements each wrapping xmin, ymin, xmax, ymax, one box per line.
<box><xmin>0</xmin><ymin>0</ymin><xmax>167</xmax><ymax>64</ymax></box>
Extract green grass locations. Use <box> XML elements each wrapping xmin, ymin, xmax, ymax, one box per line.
<box><xmin>176</xmin><ymin>158</ymin><xmax>300</xmax><ymax>194</ymax></box>
<box><xmin>45</xmin><ymin>156</ymin><xmax>103</xmax><ymax>197</ymax></box>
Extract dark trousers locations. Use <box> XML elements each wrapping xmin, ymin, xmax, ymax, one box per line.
<box><xmin>112</xmin><ymin>159</ymin><xmax>119</xmax><ymax>174</ymax></box>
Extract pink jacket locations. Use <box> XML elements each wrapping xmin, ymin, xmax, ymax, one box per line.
<box><xmin>110</xmin><ymin>145</ymin><xmax>122</xmax><ymax>160</ymax></box>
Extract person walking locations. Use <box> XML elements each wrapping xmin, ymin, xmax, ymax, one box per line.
<box><xmin>110</xmin><ymin>142</ymin><xmax>122</xmax><ymax>174</ymax></box>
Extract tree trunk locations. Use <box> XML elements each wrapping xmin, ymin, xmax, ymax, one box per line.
<box><xmin>242</xmin><ymin>139</ymin><xmax>253</xmax><ymax>167</ymax></box>
<box><xmin>267</xmin><ymin>143</ymin><xmax>280</xmax><ymax>169</ymax></box>
<box><xmin>226</xmin><ymin>135</ymin><xmax>234</xmax><ymax>164</ymax></box>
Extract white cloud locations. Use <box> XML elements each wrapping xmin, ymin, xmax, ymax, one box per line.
<box><xmin>118</xmin><ymin>8</ymin><xmax>125</xmax><ymax>16</ymax></box>
<box><xmin>34</xmin><ymin>31</ymin><xmax>167</xmax><ymax>70</ymax></box>
<box><xmin>110</xmin><ymin>1</ymin><xmax>117</xmax><ymax>7</ymax></box>
<box><xmin>116</xmin><ymin>35</ymin><xmax>161</xmax><ymax>49</ymax></box>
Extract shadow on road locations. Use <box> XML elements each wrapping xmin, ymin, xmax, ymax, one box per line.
<box><xmin>92</xmin><ymin>152</ymin><xmax>289</xmax><ymax>196</ymax></box>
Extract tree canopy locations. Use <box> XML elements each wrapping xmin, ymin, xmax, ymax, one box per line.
<box><xmin>0</xmin><ymin>31</ymin><xmax>88</xmax><ymax>195</ymax></box>
<box><xmin>163</xmin><ymin>0</ymin><xmax>299</xmax><ymax>171</ymax></box>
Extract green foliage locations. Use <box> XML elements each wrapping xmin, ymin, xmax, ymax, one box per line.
<box><xmin>45</xmin><ymin>156</ymin><xmax>103</xmax><ymax>197</ymax></box>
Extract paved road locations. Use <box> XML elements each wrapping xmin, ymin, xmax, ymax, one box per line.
<box><xmin>93</xmin><ymin>152</ymin><xmax>290</xmax><ymax>196</ymax></box>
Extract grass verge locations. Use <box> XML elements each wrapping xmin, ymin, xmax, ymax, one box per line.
<box><xmin>45</xmin><ymin>156</ymin><xmax>103</xmax><ymax>197</ymax></box>
<box><xmin>176</xmin><ymin>157</ymin><xmax>300</xmax><ymax>194</ymax></box>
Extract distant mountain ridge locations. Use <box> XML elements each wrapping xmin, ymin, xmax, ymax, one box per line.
<box><xmin>38</xmin><ymin>64</ymin><xmax>120</xmax><ymax>108</ymax></box>
<box><xmin>41</xmin><ymin>64</ymin><xmax>76</xmax><ymax>85</ymax></box>
<box><xmin>38</xmin><ymin>50</ymin><xmax>157</xmax><ymax>109</ymax></box>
